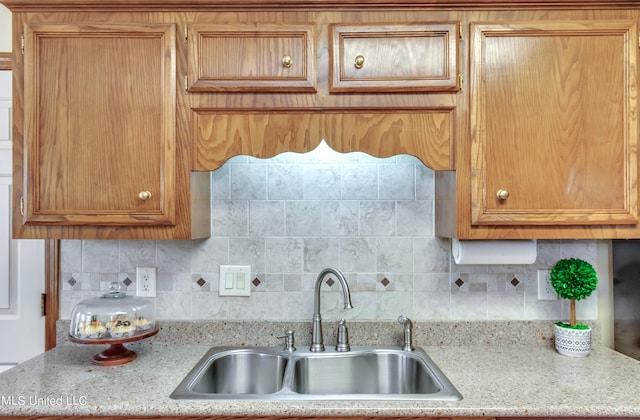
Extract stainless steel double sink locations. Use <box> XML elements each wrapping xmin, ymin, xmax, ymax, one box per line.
<box><xmin>170</xmin><ymin>346</ymin><xmax>462</xmax><ymax>401</ymax></box>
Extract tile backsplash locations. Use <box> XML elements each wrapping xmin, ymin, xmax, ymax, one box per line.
<box><xmin>59</xmin><ymin>142</ymin><xmax>599</xmax><ymax>323</ymax></box>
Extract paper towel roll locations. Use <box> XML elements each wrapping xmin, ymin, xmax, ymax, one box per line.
<box><xmin>451</xmin><ymin>239</ymin><xmax>537</xmax><ymax>265</ymax></box>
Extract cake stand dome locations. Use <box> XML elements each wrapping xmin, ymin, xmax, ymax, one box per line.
<box><xmin>69</xmin><ymin>282</ymin><xmax>158</xmax><ymax>365</ymax></box>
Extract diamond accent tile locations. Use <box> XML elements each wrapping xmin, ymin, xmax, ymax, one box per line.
<box><xmin>123</xmin><ymin>277</ymin><xmax>132</xmax><ymax>287</ymax></box>
<box><xmin>326</xmin><ymin>278</ymin><xmax>335</xmax><ymax>287</ymax></box>
<box><xmin>252</xmin><ymin>278</ymin><xmax>261</xmax><ymax>287</ymax></box>
<box><xmin>381</xmin><ymin>278</ymin><xmax>390</xmax><ymax>287</ymax></box>
<box><xmin>67</xmin><ymin>277</ymin><xmax>77</xmax><ymax>287</ymax></box>
<box><xmin>510</xmin><ymin>277</ymin><xmax>520</xmax><ymax>287</ymax></box>
<box><xmin>454</xmin><ymin>278</ymin><xmax>464</xmax><ymax>288</ymax></box>
<box><xmin>196</xmin><ymin>278</ymin><xmax>206</xmax><ymax>287</ymax></box>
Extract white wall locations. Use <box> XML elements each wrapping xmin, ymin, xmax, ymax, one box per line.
<box><xmin>0</xmin><ymin>5</ymin><xmax>11</xmax><ymax>52</ymax></box>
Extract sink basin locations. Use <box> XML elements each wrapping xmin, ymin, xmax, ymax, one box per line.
<box><xmin>290</xmin><ymin>350</ymin><xmax>441</xmax><ymax>395</ymax></box>
<box><xmin>189</xmin><ymin>350</ymin><xmax>288</xmax><ymax>394</ymax></box>
<box><xmin>171</xmin><ymin>346</ymin><xmax>462</xmax><ymax>401</ymax></box>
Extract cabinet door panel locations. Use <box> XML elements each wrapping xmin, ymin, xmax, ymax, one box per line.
<box><xmin>470</xmin><ymin>21</ymin><xmax>638</xmax><ymax>225</ymax></box>
<box><xmin>23</xmin><ymin>23</ymin><xmax>176</xmax><ymax>226</ymax></box>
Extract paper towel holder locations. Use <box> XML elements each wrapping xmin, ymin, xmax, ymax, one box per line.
<box><xmin>451</xmin><ymin>238</ymin><xmax>537</xmax><ymax>265</ymax></box>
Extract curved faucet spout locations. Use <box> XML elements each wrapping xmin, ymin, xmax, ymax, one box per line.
<box><xmin>313</xmin><ymin>268</ymin><xmax>353</xmax><ymax>314</ymax></box>
<box><xmin>310</xmin><ymin>268</ymin><xmax>353</xmax><ymax>352</ymax></box>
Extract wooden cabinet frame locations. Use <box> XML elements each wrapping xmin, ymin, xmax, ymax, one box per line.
<box><xmin>3</xmin><ymin>1</ymin><xmax>640</xmax><ymax>241</ymax></box>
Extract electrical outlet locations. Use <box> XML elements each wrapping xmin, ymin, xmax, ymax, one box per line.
<box><xmin>537</xmin><ymin>269</ymin><xmax>557</xmax><ymax>301</ymax></box>
<box><xmin>136</xmin><ymin>267</ymin><xmax>157</xmax><ymax>298</ymax></box>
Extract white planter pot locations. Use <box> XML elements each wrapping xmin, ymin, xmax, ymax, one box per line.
<box><xmin>554</xmin><ymin>324</ymin><xmax>591</xmax><ymax>357</ymax></box>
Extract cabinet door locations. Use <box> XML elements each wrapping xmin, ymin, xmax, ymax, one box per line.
<box><xmin>22</xmin><ymin>23</ymin><xmax>176</xmax><ymax>226</ymax></box>
<box><xmin>470</xmin><ymin>21</ymin><xmax>638</xmax><ymax>225</ymax></box>
<box><xmin>330</xmin><ymin>23</ymin><xmax>459</xmax><ymax>92</ymax></box>
<box><xmin>187</xmin><ymin>23</ymin><xmax>316</xmax><ymax>92</ymax></box>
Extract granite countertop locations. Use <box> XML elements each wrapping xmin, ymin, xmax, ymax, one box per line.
<box><xmin>1</xmin><ymin>320</ymin><xmax>640</xmax><ymax>417</ymax></box>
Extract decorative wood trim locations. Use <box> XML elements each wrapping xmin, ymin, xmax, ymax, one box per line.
<box><xmin>0</xmin><ymin>53</ymin><xmax>11</xmax><ymax>71</ymax></box>
<box><xmin>1</xmin><ymin>0</ymin><xmax>640</xmax><ymax>11</ymax></box>
<box><xmin>44</xmin><ymin>239</ymin><xmax>59</xmax><ymax>350</ymax></box>
<box><xmin>192</xmin><ymin>109</ymin><xmax>454</xmax><ymax>171</ymax></box>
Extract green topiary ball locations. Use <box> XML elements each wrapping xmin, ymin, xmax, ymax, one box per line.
<box><xmin>550</xmin><ymin>258</ymin><xmax>598</xmax><ymax>301</ymax></box>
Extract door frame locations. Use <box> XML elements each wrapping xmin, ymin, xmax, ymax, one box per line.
<box><xmin>1</xmin><ymin>52</ymin><xmax>58</xmax><ymax>350</ymax></box>
<box><xmin>44</xmin><ymin>240</ymin><xmax>59</xmax><ymax>350</ymax></box>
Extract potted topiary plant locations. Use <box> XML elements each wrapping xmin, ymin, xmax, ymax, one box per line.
<box><xmin>549</xmin><ymin>257</ymin><xmax>598</xmax><ymax>357</ymax></box>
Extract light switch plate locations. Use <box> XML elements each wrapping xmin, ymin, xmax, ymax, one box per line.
<box><xmin>219</xmin><ymin>265</ymin><xmax>251</xmax><ymax>297</ymax></box>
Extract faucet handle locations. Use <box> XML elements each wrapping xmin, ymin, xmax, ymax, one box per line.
<box><xmin>277</xmin><ymin>329</ymin><xmax>296</xmax><ymax>352</ymax></box>
<box><xmin>336</xmin><ymin>319</ymin><xmax>350</xmax><ymax>352</ymax></box>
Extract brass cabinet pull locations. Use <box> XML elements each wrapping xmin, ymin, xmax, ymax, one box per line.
<box><xmin>138</xmin><ymin>191</ymin><xmax>152</xmax><ymax>201</ymax></box>
<box><xmin>354</xmin><ymin>55</ymin><xmax>365</xmax><ymax>69</ymax></box>
<box><xmin>496</xmin><ymin>189</ymin><xmax>510</xmax><ymax>200</ymax></box>
<box><xmin>282</xmin><ymin>54</ymin><xmax>293</xmax><ymax>68</ymax></box>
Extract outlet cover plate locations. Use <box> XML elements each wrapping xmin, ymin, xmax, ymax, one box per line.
<box><xmin>537</xmin><ymin>269</ymin><xmax>557</xmax><ymax>301</ymax></box>
<box><xmin>136</xmin><ymin>267</ymin><xmax>157</xmax><ymax>298</ymax></box>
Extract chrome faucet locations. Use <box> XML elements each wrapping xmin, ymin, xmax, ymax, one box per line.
<box><xmin>398</xmin><ymin>315</ymin><xmax>414</xmax><ymax>352</ymax></box>
<box><xmin>310</xmin><ymin>268</ymin><xmax>353</xmax><ymax>352</ymax></box>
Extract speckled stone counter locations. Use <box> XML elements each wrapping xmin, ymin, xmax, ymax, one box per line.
<box><xmin>2</xmin><ymin>321</ymin><xmax>640</xmax><ymax>417</ymax></box>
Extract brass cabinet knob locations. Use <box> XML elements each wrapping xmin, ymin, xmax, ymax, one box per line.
<box><xmin>282</xmin><ymin>54</ymin><xmax>293</xmax><ymax>68</ymax></box>
<box><xmin>496</xmin><ymin>189</ymin><xmax>510</xmax><ymax>200</ymax></box>
<box><xmin>138</xmin><ymin>191</ymin><xmax>152</xmax><ymax>201</ymax></box>
<box><xmin>354</xmin><ymin>55</ymin><xmax>365</xmax><ymax>69</ymax></box>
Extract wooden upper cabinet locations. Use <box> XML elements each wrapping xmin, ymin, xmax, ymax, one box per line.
<box><xmin>469</xmin><ymin>20</ymin><xmax>638</xmax><ymax>226</ymax></box>
<box><xmin>330</xmin><ymin>23</ymin><xmax>460</xmax><ymax>92</ymax></box>
<box><xmin>187</xmin><ymin>23</ymin><xmax>316</xmax><ymax>92</ymax></box>
<box><xmin>22</xmin><ymin>22</ymin><xmax>177</xmax><ymax>227</ymax></box>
